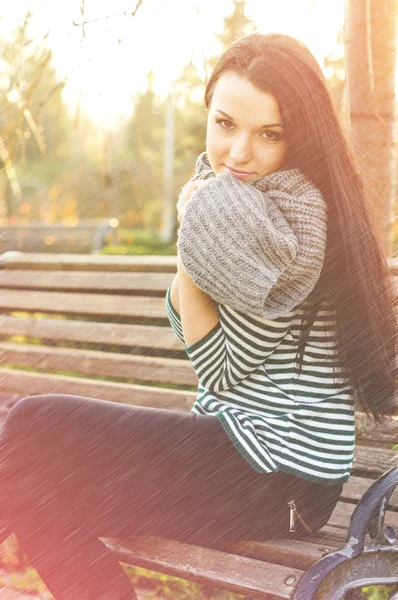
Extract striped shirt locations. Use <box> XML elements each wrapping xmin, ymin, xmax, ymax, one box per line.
<box><xmin>166</xmin><ymin>285</ymin><xmax>355</xmax><ymax>485</ymax></box>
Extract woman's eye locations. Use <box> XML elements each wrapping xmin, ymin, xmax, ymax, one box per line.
<box><xmin>216</xmin><ymin>119</ymin><xmax>235</xmax><ymax>130</ymax></box>
<box><xmin>262</xmin><ymin>131</ymin><xmax>282</xmax><ymax>141</ymax></box>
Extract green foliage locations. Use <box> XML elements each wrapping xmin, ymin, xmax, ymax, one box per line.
<box><xmin>102</xmin><ymin>228</ymin><xmax>177</xmax><ymax>256</ymax></box>
<box><xmin>360</xmin><ymin>584</ymin><xmax>398</xmax><ymax>599</ymax></box>
<box><xmin>122</xmin><ymin>564</ymin><xmax>242</xmax><ymax>599</ymax></box>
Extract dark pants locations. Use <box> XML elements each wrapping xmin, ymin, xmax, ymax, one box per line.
<box><xmin>0</xmin><ymin>394</ymin><xmax>342</xmax><ymax>599</ymax></box>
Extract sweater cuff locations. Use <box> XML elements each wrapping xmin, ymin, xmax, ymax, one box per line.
<box><xmin>184</xmin><ymin>322</ymin><xmax>222</xmax><ymax>355</ymax></box>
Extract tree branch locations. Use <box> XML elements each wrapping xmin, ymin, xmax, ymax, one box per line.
<box><xmin>72</xmin><ymin>0</ymin><xmax>145</xmax><ymax>29</ymax></box>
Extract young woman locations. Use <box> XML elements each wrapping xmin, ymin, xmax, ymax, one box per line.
<box><xmin>0</xmin><ymin>33</ymin><xmax>396</xmax><ymax>600</ymax></box>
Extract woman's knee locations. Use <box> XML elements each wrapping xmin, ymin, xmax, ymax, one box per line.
<box><xmin>5</xmin><ymin>394</ymin><xmax>68</xmax><ymax>437</ymax></box>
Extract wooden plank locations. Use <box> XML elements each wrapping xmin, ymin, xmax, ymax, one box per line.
<box><xmin>356</xmin><ymin>412</ymin><xmax>398</xmax><ymax>446</ymax></box>
<box><xmin>310</xmin><ymin>525</ymin><xmax>352</xmax><ymax>546</ymax></box>
<box><xmin>0</xmin><ymin>251</ymin><xmax>391</xmax><ymax>277</ymax></box>
<box><xmin>0</xmin><ymin>343</ymin><xmax>197</xmax><ymax>387</ymax></box>
<box><xmin>0</xmin><ymin>270</ymin><xmax>174</xmax><ymax>294</ymax></box>
<box><xmin>0</xmin><ymin>316</ymin><xmax>183</xmax><ymax>351</ymax></box>
<box><xmin>0</xmin><ymin>252</ymin><xmax>177</xmax><ymax>273</ymax></box>
<box><xmin>102</xmin><ymin>535</ymin><xmax>304</xmax><ymax>599</ymax></box>
<box><xmin>328</xmin><ymin>500</ymin><xmax>398</xmax><ymax>531</ymax></box>
<box><xmin>342</xmin><ymin>475</ymin><xmax>398</xmax><ymax>508</ymax></box>
<box><xmin>353</xmin><ymin>445</ymin><xmax>398</xmax><ymax>477</ymax></box>
<box><xmin>113</xmin><ymin>508</ymin><xmax>396</xmax><ymax>589</ymax></box>
<box><xmin>0</xmin><ymin>289</ymin><xmax>168</xmax><ymax>320</ymax></box>
<box><xmin>0</xmin><ymin>370</ymin><xmax>195</xmax><ymax>410</ymax></box>
<box><xmin>220</xmin><ymin>538</ymin><xmax>339</xmax><ymax>571</ymax></box>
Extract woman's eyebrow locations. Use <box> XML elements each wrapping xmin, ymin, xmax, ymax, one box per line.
<box><xmin>214</xmin><ymin>109</ymin><xmax>284</xmax><ymax>128</ymax></box>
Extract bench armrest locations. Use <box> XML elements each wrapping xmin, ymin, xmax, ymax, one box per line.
<box><xmin>293</xmin><ymin>466</ymin><xmax>398</xmax><ymax>599</ymax></box>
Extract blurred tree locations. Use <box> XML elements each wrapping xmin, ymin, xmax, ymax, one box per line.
<box><xmin>120</xmin><ymin>0</ymin><xmax>255</xmax><ymax>235</ymax></box>
<box><xmin>204</xmin><ymin>0</ymin><xmax>256</xmax><ymax>78</ymax></box>
<box><xmin>120</xmin><ymin>73</ymin><xmax>165</xmax><ymax>229</ymax></box>
<box><xmin>218</xmin><ymin>0</ymin><xmax>256</xmax><ymax>49</ymax></box>
<box><xmin>345</xmin><ymin>0</ymin><xmax>398</xmax><ymax>254</ymax></box>
<box><xmin>173</xmin><ymin>62</ymin><xmax>207</xmax><ymax>200</ymax></box>
<box><xmin>0</xmin><ymin>11</ymin><xmax>71</xmax><ymax>222</ymax></box>
<box><xmin>166</xmin><ymin>61</ymin><xmax>207</xmax><ymax>240</ymax></box>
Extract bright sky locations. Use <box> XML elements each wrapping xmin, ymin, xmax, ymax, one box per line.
<box><xmin>0</xmin><ymin>0</ymin><xmax>345</xmax><ymax>128</ymax></box>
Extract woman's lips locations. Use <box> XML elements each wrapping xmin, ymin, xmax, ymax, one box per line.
<box><xmin>224</xmin><ymin>165</ymin><xmax>253</xmax><ymax>180</ymax></box>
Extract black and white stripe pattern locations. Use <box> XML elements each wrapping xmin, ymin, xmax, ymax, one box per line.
<box><xmin>166</xmin><ymin>286</ymin><xmax>355</xmax><ymax>484</ymax></box>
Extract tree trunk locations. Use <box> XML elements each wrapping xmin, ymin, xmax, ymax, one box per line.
<box><xmin>345</xmin><ymin>0</ymin><xmax>398</xmax><ymax>255</ymax></box>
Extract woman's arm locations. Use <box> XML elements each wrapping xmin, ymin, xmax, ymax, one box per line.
<box><xmin>177</xmin><ymin>254</ymin><xmax>220</xmax><ymax>347</ymax></box>
<box><xmin>167</xmin><ymin>255</ymin><xmax>295</xmax><ymax>393</ymax></box>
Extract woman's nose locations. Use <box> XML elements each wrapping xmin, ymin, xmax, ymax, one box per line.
<box><xmin>229</xmin><ymin>134</ymin><xmax>253</xmax><ymax>163</ymax></box>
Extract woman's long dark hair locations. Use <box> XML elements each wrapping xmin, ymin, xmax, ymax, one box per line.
<box><xmin>205</xmin><ymin>33</ymin><xmax>398</xmax><ymax>422</ymax></box>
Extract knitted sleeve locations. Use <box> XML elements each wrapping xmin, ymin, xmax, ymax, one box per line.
<box><xmin>165</xmin><ymin>284</ymin><xmax>185</xmax><ymax>345</ymax></box>
<box><xmin>184</xmin><ymin>303</ymin><xmax>295</xmax><ymax>392</ymax></box>
<box><xmin>177</xmin><ymin>169</ymin><xmax>327</xmax><ymax>319</ymax></box>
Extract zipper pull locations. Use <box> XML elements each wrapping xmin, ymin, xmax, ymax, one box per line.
<box><xmin>296</xmin><ymin>507</ymin><xmax>313</xmax><ymax>534</ymax></box>
<box><xmin>288</xmin><ymin>500</ymin><xmax>296</xmax><ymax>533</ymax></box>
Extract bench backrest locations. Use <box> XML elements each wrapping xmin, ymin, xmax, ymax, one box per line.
<box><xmin>1</xmin><ymin>251</ymin><xmax>398</xmax><ymax>444</ymax></box>
<box><xmin>0</xmin><ymin>252</ymin><xmax>196</xmax><ymax>410</ymax></box>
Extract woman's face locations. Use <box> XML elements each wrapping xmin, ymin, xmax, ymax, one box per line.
<box><xmin>206</xmin><ymin>72</ymin><xmax>288</xmax><ymax>182</ymax></box>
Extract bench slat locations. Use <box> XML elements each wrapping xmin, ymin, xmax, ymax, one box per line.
<box><xmin>0</xmin><ymin>252</ymin><xmax>388</xmax><ymax>274</ymax></box>
<box><xmin>342</xmin><ymin>474</ymin><xmax>398</xmax><ymax>507</ymax></box>
<box><xmin>355</xmin><ymin>412</ymin><xmax>398</xmax><ymax>446</ymax></box>
<box><xmin>0</xmin><ymin>252</ymin><xmax>177</xmax><ymax>273</ymax></box>
<box><xmin>226</xmin><ymin>501</ymin><xmax>398</xmax><ymax>567</ymax></box>
<box><xmin>0</xmin><ymin>289</ymin><xmax>168</xmax><ymax>320</ymax></box>
<box><xmin>220</xmin><ymin>538</ymin><xmax>338</xmax><ymax>571</ymax></box>
<box><xmin>329</xmin><ymin>500</ymin><xmax>398</xmax><ymax>531</ymax></box>
<box><xmin>0</xmin><ymin>369</ymin><xmax>195</xmax><ymax>410</ymax></box>
<box><xmin>102</xmin><ymin>535</ymin><xmax>304</xmax><ymax>599</ymax></box>
<box><xmin>102</xmin><ymin>498</ymin><xmax>398</xmax><ymax>593</ymax></box>
<box><xmin>0</xmin><ymin>270</ymin><xmax>174</xmax><ymax>294</ymax></box>
<box><xmin>0</xmin><ymin>343</ymin><xmax>197</xmax><ymax>387</ymax></box>
<box><xmin>102</xmin><ymin>503</ymin><xmax>398</xmax><ymax>597</ymax></box>
<box><xmin>0</xmin><ymin>316</ymin><xmax>182</xmax><ymax>351</ymax></box>
<box><xmin>352</xmin><ymin>444</ymin><xmax>398</xmax><ymax>477</ymax></box>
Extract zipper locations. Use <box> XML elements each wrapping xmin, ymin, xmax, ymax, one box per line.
<box><xmin>288</xmin><ymin>500</ymin><xmax>296</xmax><ymax>532</ymax></box>
<box><xmin>288</xmin><ymin>500</ymin><xmax>313</xmax><ymax>534</ymax></box>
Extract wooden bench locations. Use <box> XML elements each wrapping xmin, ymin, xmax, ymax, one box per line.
<box><xmin>1</xmin><ymin>250</ymin><xmax>398</xmax><ymax>599</ymax></box>
<box><xmin>0</xmin><ymin>220</ymin><xmax>119</xmax><ymax>254</ymax></box>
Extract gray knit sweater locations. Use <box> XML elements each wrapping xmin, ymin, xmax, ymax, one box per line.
<box><xmin>177</xmin><ymin>152</ymin><xmax>327</xmax><ymax>318</ymax></box>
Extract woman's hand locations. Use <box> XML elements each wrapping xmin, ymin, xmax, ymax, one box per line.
<box><xmin>177</xmin><ymin>180</ymin><xmax>207</xmax><ymax>225</ymax></box>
